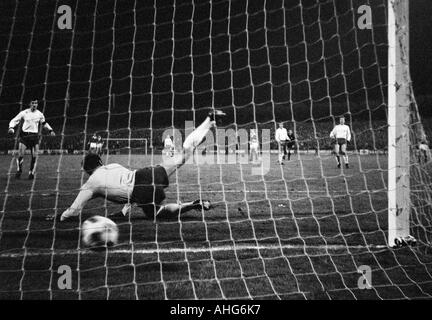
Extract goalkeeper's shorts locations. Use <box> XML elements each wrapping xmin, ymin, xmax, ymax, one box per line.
<box><xmin>131</xmin><ymin>165</ymin><xmax>169</xmax><ymax>218</ymax></box>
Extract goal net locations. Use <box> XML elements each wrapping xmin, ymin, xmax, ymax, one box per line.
<box><xmin>0</xmin><ymin>0</ymin><xmax>431</xmax><ymax>300</ymax></box>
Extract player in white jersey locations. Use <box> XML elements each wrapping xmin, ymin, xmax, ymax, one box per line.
<box><xmin>329</xmin><ymin>116</ymin><xmax>352</xmax><ymax>168</ymax></box>
<box><xmin>275</xmin><ymin>122</ymin><xmax>290</xmax><ymax>165</ymax></box>
<box><xmin>47</xmin><ymin>110</ymin><xmax>226</xmax><ymax>222</ymax></box>
<box><xmin>249</xmin><ymin>129</ymin><xmax>259</xmax><ymax>163</ymax></box>
<box><xmin>164</xmin><ymin>135</ymin><xmax>175</xmax><ymax>157</ymax></box>
<box><xmin>8</xmin><ymin>100</ymin><xmax>55</xmax><ymax>180</ymax></box>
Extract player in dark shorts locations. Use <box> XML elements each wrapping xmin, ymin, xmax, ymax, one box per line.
<box><xmin>286</xmin><ymin>129</ymin><xmax>296</xmax><ymax>161</ymax></box>
<box><xmin>20</xmin><ymin>132</ymin><xmax>39</xmax><ymax>149</ymax></box>
<box><xmin>336</xmin><ymin>138</ymin><xmax>347</xmax><ymax>146</ymax></box>
<box><xmin>8</xmin><ymin>99</ymin><xmax>55</xmax><ymax>179</ymax></box>
<box><xmin>53</xmin><ymin>110</ymin><xmax>226</xmax><ymax>222</ymax></box>
<box><xmin>332</xmin><ymin>138</ymin><xmax>348</xmax><ymax>168</ymax></box>
<box><xmin>88</xmin><ymin>133</ymin><xmax>104</xmax><ymax>156</ymax></box>
<box><xmin>329</xmin><ymin>116</ymin><xmax>351</xmax><ymax>168</ymax></box>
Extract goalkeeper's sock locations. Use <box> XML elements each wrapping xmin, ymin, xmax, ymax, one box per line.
<box><xmin>183</xmin><ymin>117</ymin><xmax>213</xmax><ymax>151</ymax></box>
<box><xmin>336</xmin><ymin>156</ymin><xmax>340</xmax><ymax>165</ymax></box>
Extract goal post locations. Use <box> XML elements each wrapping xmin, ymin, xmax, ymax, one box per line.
<box><xmin>387</xmin><ymin>0</ymin><xmax>412</xmax><ymax>247</ymax></box>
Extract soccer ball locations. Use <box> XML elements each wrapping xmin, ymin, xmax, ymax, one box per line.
<box><xmin>81</xmin><ymin>216</ymin><xmax>119</xmax><ymax>247</ymax></box>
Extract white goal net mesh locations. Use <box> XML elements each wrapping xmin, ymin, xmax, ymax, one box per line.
<box><xmin>0</xmin><ymin>0</ymin><xmax>431</xmax><ymax>299</ymax></box>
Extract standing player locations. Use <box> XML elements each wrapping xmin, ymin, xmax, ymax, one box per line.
<box><xmin>249</xmin><ymin>129</ymin><xmax>259</xmax><ymax>163</ymax></box>
<box><xmin>164</xmin><ymin>134</ymin><xmax>175</xmax><ymax>157</ymax></box>
<box><xmin>88</xmin><ymin>133</ymin><xmax>98</xmax><ymax>153</ymax></box>
<box><xmin>96</xmin><ymin>135</ymin><xmax>104</xmax><ymax>156</ymax></box>
<box><xmin>8</xmin><ymin>100</ymin><xmax>55</xmax><ymax>180</ymax></box>
<box><xmin>417</xmin><ymin>140</ymin><xmax>429</xmax><ymax>163</ymax></box>
<box><xmin>275</xmin><ymin>122</ymin><xmax>290</xmax><ymax>165</ymax></box>
<box><xmin>89</xmin><ymin>133</ymin><xmax>103</xmax><ymax>156</ymax></box>
<box><xmin>286</xmin><ymin>129</ymin><xmax>296</xmax><ymax>161</ymax></box>
<box><xmin>48</xmin><ymin>111</ymin><xmax>226</xmax><ymax>222</ymax></box>
<box><xmin>330</xmin><ymin>116</ymin><xmax>352</xmax><ymax>168</ymax></box>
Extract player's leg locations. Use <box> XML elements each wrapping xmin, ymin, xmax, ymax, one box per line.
<box><xmin>249</xmin><ymin>144</ymin><xmax>256</xmax><ymax>162</ymax></box>
<box><xmin>15</xmin><ymin>142</ymin><xmax>26</xmax><ymax>179</ymax></box>
<box><xmin>341</xmin><ymin>143</ymin><xmax>349</xmax><ymax>168</ymax></box>
<box><xmin>119</xmin><ymin>188</ymin><xmax>213</xmax><ymax>221</ymax></box>
<box><xmin>130</xmin><ymin>196</ymin><xmax>212</xmax><ymax>221</ymax></box>
<box><xmin>334</xmin><ymin>143</ymin><xmax>341</xmax><ymax>168</ymax></box>
<box><xmin>287</xmin><ymin>143</ymin><xmax>292</xmax><ymax>160</ymax></box>
<box><xmin>253</xmin><ymin>145</ymin><xmax>258</xmax><ymax>162</ymax></box>
<box><xmin>154</xmin><ymin>199</ymin><xmax>212</xmax><ymax>220</ymax></box>
<box><xmin>278</xmin><ymin>143</ymin><xmax>284</xmax><ymax>164</ymax></box>
<box><xmin>28</xmin><ymin>144</ymin><xmax>39</xmax><ymax>179</ymax></box>
<box><xmin>162</xmin><ymin>110</ymin><xmax>225</xmax><ymax>177</ymax></box>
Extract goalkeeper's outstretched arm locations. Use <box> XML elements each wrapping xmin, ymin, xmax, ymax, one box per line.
<box><xmin>59</xmin><ymin>188</ymin><xmax>94</xmax><ymax>221</ymax></box>
<box><xmin>46</xmin><ymin>186</ymin><xmax>94</xmax><ymax>221</ymax></box>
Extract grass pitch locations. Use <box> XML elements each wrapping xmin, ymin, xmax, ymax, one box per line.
<box><xmin>0</xmin><ymin>153</ymin><xmax>431</xmax><ymax>299</ymax></box>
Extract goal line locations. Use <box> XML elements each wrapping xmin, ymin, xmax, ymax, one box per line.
<box><xmin>0</xmin><ymin>243</ymin><xmax>389</xmax><ymax>259</ymax></box>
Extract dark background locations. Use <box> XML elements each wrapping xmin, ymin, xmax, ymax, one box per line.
<box><xmin>0</xmin><ymin>0</ymin><xmax>430</xmax><ymax>137</ymax></box>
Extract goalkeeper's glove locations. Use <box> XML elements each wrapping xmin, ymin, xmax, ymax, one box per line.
<box><xmin>49</xmin><ymin>130</ymin><xmax>55</xmax><ymax>136</ymax></box>
<box><xmin>8</xmin><ymin>128</ymin><xmax>14</xmax><ymax>135</ymax></box>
